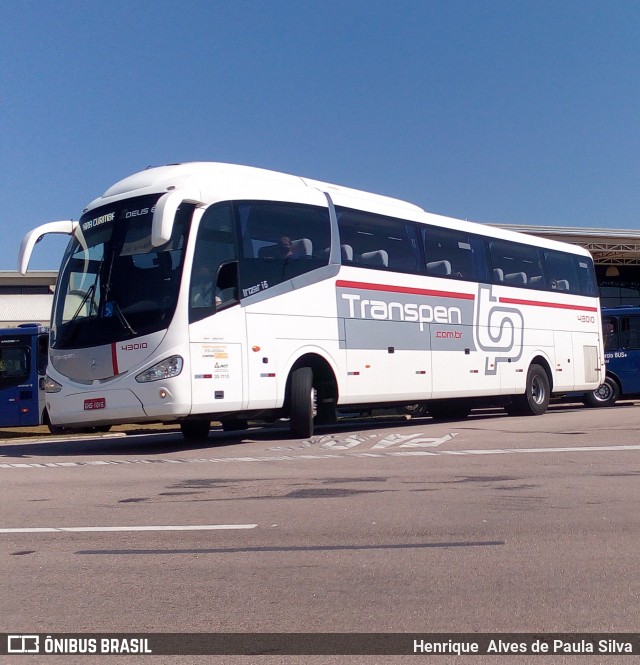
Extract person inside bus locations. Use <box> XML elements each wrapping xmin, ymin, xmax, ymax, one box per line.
<box><xmin>603</xmin><ymin>321</ymin><xmax>616</xmax><ymax>351</ymax></box>
<box><xmin>277</xmin><ymin>236</ymin><xmax>293</xmax><ymax>258</ymax></box>
<box><xmin>259</xmin><ymin>236</ymin><xmax>312</xmax><ymax>260</ymax></box>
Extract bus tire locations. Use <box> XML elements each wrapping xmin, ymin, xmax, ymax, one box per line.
<box><xmin>47</xmin><ymin>424</ymin><xmax>66</xmax><ymax>434</ymax></box>
<box><xmin>43</xmin><ymin>409</ymin><xmax>66</xmax><ymax>435</ymax></box>
<box><xmin>583</xmin><ymin>376</ymin><xmax>619</xmax><ymax>408</ymax></box>
<box><xmin>509</xmin><ymin>363</ymin><xmax>550</xmax><ymax>416</ymax></box>
<box><xmin>180</xmin><ymin>419</ymin><xmax>211</xmax><ymax>441</ymax></box>
<box><xmin>289</xmin><ymin>366</ymin><xmax>314</xmax><ymax>439</ymax></box>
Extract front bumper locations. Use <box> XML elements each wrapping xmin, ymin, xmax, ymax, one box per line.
<box><xmin>46</xmin><ymin>388</ymin><xmax>188</xmax><ymax>427</ymax></box>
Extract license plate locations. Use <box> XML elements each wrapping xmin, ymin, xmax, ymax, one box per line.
<box><xmin>84</xmin><ymin>398</ymin><xmax>106</xmax><ymax>411</ymax></box>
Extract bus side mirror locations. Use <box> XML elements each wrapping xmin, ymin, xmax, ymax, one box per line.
<box><xmin>152</xmin><ymin>189</ymin><xmax>203</xmax><ymax>247</ymax></box>
<box><xmin>18</xmin><ymin>220</ymin><xmax>77</xmax><ymax>274</ymax></box>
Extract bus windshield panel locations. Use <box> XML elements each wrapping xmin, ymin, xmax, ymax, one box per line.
<box><xmin>0</xmin><ymin>343</ymin><xmax>30</xmax><ymax>389</ymax></box>
<box><xmin>51</xmin><ymin>195</ymin><xmax>191</xmax><ymax>350</ymax></box>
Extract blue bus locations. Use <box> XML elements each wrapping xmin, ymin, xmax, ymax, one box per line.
<box><xmin>0</xmin><ymin>324</ymin><xmax>49</xmax><ymax>427</ymax></box>
<box><xmin>582</xmin><ymin>306</ymin><xmax>640</xmax><ymax>408</ymax></box>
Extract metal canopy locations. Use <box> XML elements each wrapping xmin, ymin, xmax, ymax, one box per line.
<box><xmin>493</xmin><ymin>224</ymin><xmax>640</xmax><ymax>265</ymax></box>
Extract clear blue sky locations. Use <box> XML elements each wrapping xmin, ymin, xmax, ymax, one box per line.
<box><xmin>2</xmin><ymin>0</ymin><xmax>639</xmax><ymax>270</ymax></box>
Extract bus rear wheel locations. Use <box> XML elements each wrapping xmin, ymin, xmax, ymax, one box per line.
<box><xmin>289</xmin><ymin>367</ymin><xmax>314</xmax><ymax>439</ymax></box>
<box><xmin>180</xmin><ymin>419</ymin><xmax>211</xmax><ymax>441</ymax></box>
<box><xmin>583</xmin><ymin>376</ymin><xmax>619</xmax><ymax>408</ymax></box>
<box><xmin>509</xmin><ymin>363</ymin><xmax>550</xmax><ymax>416</ymax></box>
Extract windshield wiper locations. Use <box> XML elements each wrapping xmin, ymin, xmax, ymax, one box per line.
<box><xmin>69</xmin><ymin>283</ymin><xmax>97</xmax><ymax>324</ymax></box>
<box><xmin>110</xmin><ymin>300</ymin><xmax>137</xmax><ymax>336</ymax></box>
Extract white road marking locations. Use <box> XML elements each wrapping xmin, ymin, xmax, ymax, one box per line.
<box><xmin>273</xmin><ymin>431</ymin><xmax>457</xmax><ymax>451</ymax></box>
<box><xmin>1</xmin><ymin>442</ymin><xmax>640</xmax><ymax>470</ymax></box>
<box><xmin>0</xmin><ymin>432</ymin><xmax>127</xmax><ymax>445</ymax></box>
<box><xmin>0</xmin><ymin>524</ymin><xmax>257</xmax><ymax>534</ymax></box>
<box><xmin>373</xmin><ymin>432</ymin><xmax>458</xmax><ymax>449</ymax></box>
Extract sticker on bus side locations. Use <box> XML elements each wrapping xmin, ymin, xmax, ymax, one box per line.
<box><xmin>335</xmin><ymin>280</ymin><xmax>476</xmax><ymax>352</ymax></box>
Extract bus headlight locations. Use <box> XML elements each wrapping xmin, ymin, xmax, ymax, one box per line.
<box><xmin>135</xmin><ymin>355</ymin><xmax>183</xmax><ymax>383</ymax></box>
<box><xmin>44</xmin><ymin>374</ymin><xmax>62</xmax><ymax>393</ymax></box>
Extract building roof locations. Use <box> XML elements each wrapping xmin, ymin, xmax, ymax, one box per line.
<box><xmin>0</xmin><ymin>294</ymin><xmax>53</xmax><ymax>326</ymax></box>
<box><xmin>0</xmin><ymin>270</ymin><xmax>57</xmax><ymax>287</ymax></box>
<box><xmin>493</xmin><ymin>224</ymin><xmax>640</xmax><ymax>265</ymax></box>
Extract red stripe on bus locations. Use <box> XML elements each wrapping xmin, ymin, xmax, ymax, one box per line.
<box><xmin>499</xmin><ymin>297</ymin><xmax>598</xmax><ymax>312</ymax></box>
<box><xmin>335</xmin><ymin>280</ymin><xmax>475</xmax><ymax>301</ymax></box>
<box><xmin>335</xmin><ymin>280</ymin><xmax>598</xmax><ymax>312</ymax></box>
<box><xmin>111</xmin><ymin>343</ymin><xmax>119</xmax><ymax>375</ymax></box>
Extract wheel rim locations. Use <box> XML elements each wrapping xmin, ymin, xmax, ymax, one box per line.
<box><xmin>531</xmin><ymin>375</ymin><xmax>546</xmax><ymax>404</ymax></box>
<box><xmin>594</xmin><ymin>383</ymin><xmax>613</xmax><ymax>401</ymax></box>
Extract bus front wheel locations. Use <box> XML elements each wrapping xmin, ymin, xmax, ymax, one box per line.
<box><xmin>508</xmin><ymin>364</ymin><xmax>550</xmax><ymax>416</ymax></box>
<box><xmin>43</xmin><ymin>409</ymin><xmax>67</xmax><ymax>435</ymax></box>
<box><xmin>289</xmin><ymin>367</ymin><xmax>314</xmax><ymax>439</ymax></box>
<box><xmin>583</xmin><ymin>376</ymin><xmax>619</xmax><ymax>408</ymax></box>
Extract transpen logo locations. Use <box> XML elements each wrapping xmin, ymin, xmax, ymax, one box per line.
<box><xmin>474</xmin><ymin>284</ymin><xmax>524</xmax><ymax>375</ymax></box>
<box><xmin>340</xmin><ymin>293</ymin><xmax>462</xmax><ymax>331</ymax></box>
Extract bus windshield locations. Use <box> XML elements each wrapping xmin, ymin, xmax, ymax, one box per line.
<box><xmin>51</xmin><ymin>194</ymin><xmax>191</xmax><ymax>350</ymax></box>
<box><xmin>0</xmin><ymin>344</ymin><xmax>30</xmax><ymax>389</ymax></box>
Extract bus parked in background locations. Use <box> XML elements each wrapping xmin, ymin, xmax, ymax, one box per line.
<box><xmin>18</xmin><ymin>162</ymin><xmax>604</xmax><ymax>439</ymax></box>
<box><xmin>0</xmin><ymin>324</ymin><xmax>48</xmax><ymax>427</ymax></box>
<box><xmin>582</xmin><ymin>306</ymin><xmax>640</xmax><ymax>407</ymax></box>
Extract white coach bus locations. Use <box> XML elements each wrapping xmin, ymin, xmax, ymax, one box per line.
<box><xmin>19</xmin><ymin>162</ymin><xmax>604</xmax><ymax>439</ymax></box>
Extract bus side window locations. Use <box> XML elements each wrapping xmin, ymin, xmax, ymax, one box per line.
<box><xmin>602</xmin><ymin>318</ymin><xmax>618</xmax><ymax>352</ymax></box>
<box><xmin>189</xmin><ymin>203</ymin><xmax>238</xmax><ymax>323</ymax></box>
<box><xmin>336</xmin><ymin>207</ymin><xmax>421</xmax><ymax>274</ymax></box>
<box><xmin>621</xmin><ymin>316</ymin><xmax>640</xmax><ymax>350</ymax></box>
<box><xmin>544</xmin><ymin>249</ymin><xmax>580</xmax><ymax>294</ymax></box>
<box><xmin>422</xmin><ymin>229</ymin><xmax>486</xmax><ymax>282</ymax></box>
<box><xmin>489</xmin><ymin>239</ymin><xmax>543</xmax><ymax>287</ymax></box>
<box><xmin>576</xmin><ymin>259</ymin><xmax>598</xmax><ymax>297</ymax></box>
<box><xmin>238</xmin><ymin>202</ymin><xmax>330</xmax><ymax>296</ymax></box>
<box><xmin>37</xmin><ymin>334</ymin><xmax>48</xmax><ymax>375</ymax></box>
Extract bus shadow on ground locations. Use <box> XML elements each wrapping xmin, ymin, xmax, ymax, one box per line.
<box><xmin>0</xmin><ymin>413</ymin><xmax>449</xmax><ymax>459</ymax></box>
<box><xmin>1</xmin><ymin>402</ymin><xmax>623</xmax><ymax>460</ymax></box>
